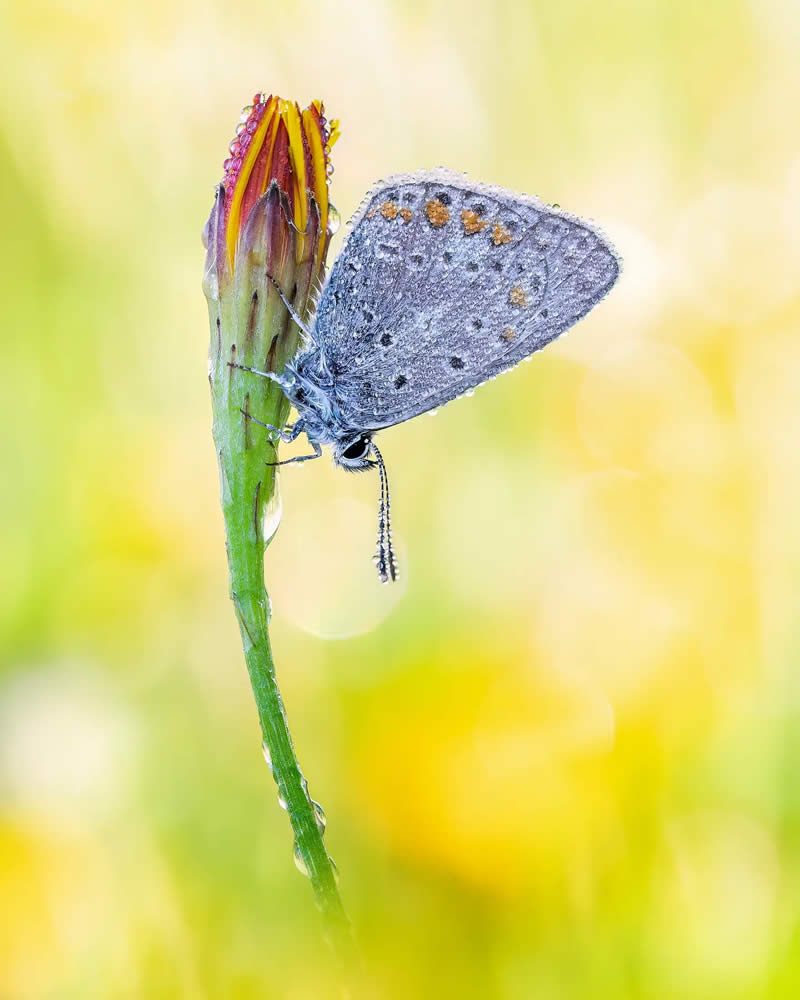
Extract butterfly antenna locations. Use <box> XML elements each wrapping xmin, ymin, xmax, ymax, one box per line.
<box><xmin>373</xmin><ymin>450</ymin><xmax>390</xmax><ymax>584</ymax></box>
<box><xmin>265</xmin><ymin>271</ymin><xmax>315</xmax><ymax>342</ymax></box>
<box><xmin>372</xmin><ymin>444</ymin><xmax>397</xmax><ymax>584</ymax></box>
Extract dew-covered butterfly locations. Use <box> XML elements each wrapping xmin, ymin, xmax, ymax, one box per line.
<box><xmin>236</xmin><ymin>168</ymin><xmax>620</xmax><ymax>582</ymax></box>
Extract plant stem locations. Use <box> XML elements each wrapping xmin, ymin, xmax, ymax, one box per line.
<box><xmin>228</xmin><ymin>516</ymin><xmax>347</xmax><ymax>928</ymax></box>
<box><xmin>209</xmin><ymin>287</ymin><xmax>349</xmax><ymax>939</ymax></box>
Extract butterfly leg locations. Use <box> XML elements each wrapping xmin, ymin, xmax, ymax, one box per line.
<box><xmin>240</xmin><ymin>408</ymin><xmax>304</xmax><ymax>444</ymax></box>
<box><xmin>240</xmin><ymin>408</ymin><xmax>321</xmax><ymax>465</ymax></box>
<box><xmin>227</xmin><ymin>361</ymin><xmax>293</xmax><ymax>389</ymax></box>
<box><xmin>265</xmin><ymin>441</ymin><xmax>323</xmax><ymax>467</ymax></box>
<box><xmin>264</xmin><ymin>272</ymin><xmax>315</xmax><ymax>343</ymax></box>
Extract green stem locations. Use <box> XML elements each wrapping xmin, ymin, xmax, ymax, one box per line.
<box><xmin>209</xmin><ymin>282</ymin><xmax>349</xmax><ymax>941</ymax></box>
<box><xmin>227</xmin><ymin>519</ymin><xmax>346</xmax><ymax>928</ymax></box>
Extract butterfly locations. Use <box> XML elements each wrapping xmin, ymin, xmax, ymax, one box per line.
<box><xmin>235</xmin><ymin>168</ymin><xmax>620</xmax><ymax>582</ymax></box>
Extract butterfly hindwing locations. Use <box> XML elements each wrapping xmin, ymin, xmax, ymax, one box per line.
<box><xmin>311</xmin><ymin>169</ymin><xmax>620</xmax><ymax>430</ymax></box>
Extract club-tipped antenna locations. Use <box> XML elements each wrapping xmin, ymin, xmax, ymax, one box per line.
<box><xmin>371</xmin><ymin>444</ymin><xmax>397</xmax><ymax>584</ymax></box>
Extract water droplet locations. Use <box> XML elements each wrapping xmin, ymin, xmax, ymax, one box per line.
<box><xmin>239</xmin><ymin>104</ymin><xmax>254</xmax><ymax>123</ymax></box>
<box><xmin>464</xmin><ymin>388</ymin><xmax>475</xmax><ymax>397</ymax></box>
<box><xmin>327</xmin><ymin>203</ymin><xmax>341</xmax><ymax>235</ymax></box>
<box><xmin>252</xmin><ymin>92</ymin><xmax>266</xmax><ymax>105</ymax></box>
<box><xmin>552</xmin><ymin>203</ymin><xmax>560</xmax><ymax>209</ymax></box>
<box><xmin>262</xmin><ymin>741</ymin><xmax>273</xmax><ymax>772</ymax></box>
<box><xmin>311</xmin><ymin>799</ymin><xmax>327</xmax><ymax>834</ymax></box>
<box><xmin>326</xmin><ymin>161</ymin><xmax>335</xmax><ymax>178</ymax></box>
<box><xmin>277</xmin><ymin>794</ymin><xmax>288</xmax><ymax>811</ymax></box>
<box><xmin>235</xmin><ymin>122</ymin><xmax>246</xmax><ymax>136</ymax></box>
<box><xmin>293</xmin><ymin>841</ymin><xmax>311</xmax><ymax>878</ymax></box>
<box><xmin>262</xmin><ymin>488</ymin><xmax>283</xmax><ymax>547</ymax></box>
<box><xmin>428</xmin><ymin>409</ymin><xmax>439</xmax><ymax>417</ymax></box>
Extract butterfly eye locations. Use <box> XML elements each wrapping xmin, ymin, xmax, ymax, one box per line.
<box><xmin>342</xmin><ymin>437</ymin><xmax>371</xmax><ymax>461</ymax></box>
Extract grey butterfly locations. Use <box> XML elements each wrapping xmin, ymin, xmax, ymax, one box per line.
<box><xmin>238</xmin><ymin>168</ymin><xmax>621</xmax><ymax>582</ymax></box>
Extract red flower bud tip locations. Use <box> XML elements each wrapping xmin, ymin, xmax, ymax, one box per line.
<box><xmin>219</xmin><ymin>95</ymin><xmax>340</xmax><ymax>275</ymax></box>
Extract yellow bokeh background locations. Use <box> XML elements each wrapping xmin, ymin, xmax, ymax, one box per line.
<box><xmin>2</xmin><ymin>1</ymin><xmax>800</xmax><ymax>996</ymax></box>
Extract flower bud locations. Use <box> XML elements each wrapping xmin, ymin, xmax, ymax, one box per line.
<box><xmin>205</xmin><ymin>95</ymin><xmax>339</xmax><ymax>547</ymax></box>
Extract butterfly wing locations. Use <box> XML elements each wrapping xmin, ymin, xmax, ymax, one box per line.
<box><xmin>312</xmin><ymin>168</ymin><xmax>620</xmax><ymax>431</ymax></box>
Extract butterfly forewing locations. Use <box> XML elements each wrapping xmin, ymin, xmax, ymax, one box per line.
<box><xmin>312</xmin><ymin>169</ymin><xmax>620</xmax><ymax>430</ymax></box>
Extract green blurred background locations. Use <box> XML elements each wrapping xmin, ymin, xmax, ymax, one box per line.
<box><xmin>2</xmin><ymin>1</ymin><xmax>800</xmax><ymax>996</ymax></box>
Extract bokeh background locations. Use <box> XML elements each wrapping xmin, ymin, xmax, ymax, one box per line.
<box><xmin>2</xmin><ymin>1</ymin><xmax>800</xmax><ymax>996</ymax></box>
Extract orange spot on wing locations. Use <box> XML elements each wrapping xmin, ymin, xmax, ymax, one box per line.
<box><xmin>501</xmin><ymin>326</ymin><xmax>516</xmax><ymax>342</ymax></box>
<box><xmin>398</xmin><ymin>207</ymin><xmax>413</xmax><ymax>222</ymax></box>
<box><xmin>492</xmin><ymin>223</ymin><xmax>513</xmax><ymax>245</ymax></box>
<box><xmin>425</xmin><ymin>199</ymin><xmax>450</xmax><ymax>227</ymax></box>
<box><xmin>461</xmin><ymin>209</ymin><xmax>488</xmax><ymax>235</ymax></box>
<box><xmin>509</xmin><ymin>285</ymin><xmax>529</xmax><ymax>307</ymax></box>
<box><xmin>381</xmin><ymin>201</ymin><xmax>399</xmax><ymax>219</ymax></box>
